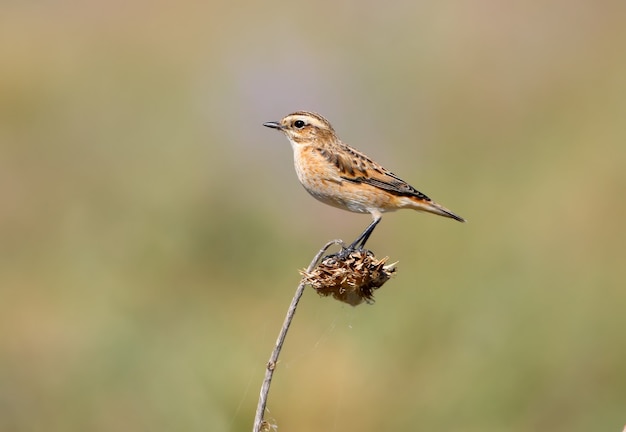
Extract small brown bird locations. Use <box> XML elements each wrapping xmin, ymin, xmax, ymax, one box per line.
<box><xmin>264</xmin><ymin>111</ymin><xmax>465</xmax><ymax>251</ymax></box>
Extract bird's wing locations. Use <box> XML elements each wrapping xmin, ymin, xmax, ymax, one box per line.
<box><xmin>322</xmin><ymin>142</ymin><xmax>432</xmax><ymax>201</ymax></box>
<box><xmin>355</xmin><ymin>174</ymin><xmax>431</xmax><ymax>201</ymax></box>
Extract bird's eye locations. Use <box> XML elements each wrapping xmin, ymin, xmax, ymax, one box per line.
<box><xmin>293</xmin><ymin>120</ymin><xmax>306</xmax><ymax>129</ymax></box>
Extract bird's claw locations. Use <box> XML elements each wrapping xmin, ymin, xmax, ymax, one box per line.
<box><xmin>330</xmin><ymin>245</ymin><xmax>373</xmax><ymax>261</ymax></box>
<box><xmin>336</xmin><ymin>247</ymin><xmax>355</xmax><ymax>261</ymax></box>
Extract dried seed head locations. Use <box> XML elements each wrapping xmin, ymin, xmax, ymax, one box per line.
<box><xmin>300</xmin><ymin>249</ymin><xmax>397</xmax><ymax>306</ymax></box>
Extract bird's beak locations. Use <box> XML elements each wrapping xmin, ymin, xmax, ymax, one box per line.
<box><xmin>263</xmin><ymin>121</ymin><xmax>283</xmax><ymax>130</ymax></box>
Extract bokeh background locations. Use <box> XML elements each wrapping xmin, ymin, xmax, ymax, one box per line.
<box><xmin>1</xmin><ymin>0</ymin><xmax>625</xmax><ymax>431</ymax></box>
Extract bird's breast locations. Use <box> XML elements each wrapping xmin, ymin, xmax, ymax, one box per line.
<box><xmin>291</xmin><ymin>146</ymin><xmax>400</xmax><ymax>214</ymax></box>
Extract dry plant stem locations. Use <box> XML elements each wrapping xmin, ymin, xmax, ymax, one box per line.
<box><xmin>252</xmin><ymin>239</ymin><xmax>344</xmax><ymax>432</ymax></box>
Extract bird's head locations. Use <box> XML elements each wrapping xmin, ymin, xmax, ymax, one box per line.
<box><xmin>263</xmin><ymin>111</ymin><xmax>336</xmax><ymax>146</ymax></box>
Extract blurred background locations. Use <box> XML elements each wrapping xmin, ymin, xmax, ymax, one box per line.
<box><xmin>1</xmin><ymin>0</ymin><xmax>625</xmax><ymax>431</ymax></box>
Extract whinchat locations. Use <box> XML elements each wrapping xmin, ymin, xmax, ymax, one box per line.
<box><xmin>263</xmin><ymin>111</ymin><xmax>465</xmax><ymax>250</ymax></box>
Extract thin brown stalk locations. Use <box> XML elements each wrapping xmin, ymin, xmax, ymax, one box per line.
<box><xmin>252</xmin><ymin>240</ymin><xmax>343</xmax><ymax>432</ymax></box>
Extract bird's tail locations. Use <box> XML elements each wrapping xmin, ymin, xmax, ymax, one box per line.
<box><xmin>409</xmin><ymin>197</ymin><xmax>466</xmax><ymax>222</ymax></box>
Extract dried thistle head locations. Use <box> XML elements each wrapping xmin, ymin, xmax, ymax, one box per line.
<box><xmin>300</xmin><ymin>249</ymin><xmax>397</xmax><ymax>306</ymax></box>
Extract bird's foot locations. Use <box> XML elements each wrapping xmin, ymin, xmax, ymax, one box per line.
<box><xmin>336</xmin><ymin>246</ymin><xmax>355</xmax><ymax>261</ymax></box>
<box><xmin>329</xmin><ymin>245</ymin><xmax>373</xmax><ymax>262</ymax></box>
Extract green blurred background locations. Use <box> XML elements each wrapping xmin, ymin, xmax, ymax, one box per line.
<box><xmin>1</xmin><ymin>1</ymin><xmax>625</xmax><ymax>431</ymax></box>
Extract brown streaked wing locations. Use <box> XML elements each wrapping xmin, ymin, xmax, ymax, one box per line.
<box><xmin>334</xmin><ymin>144</ymin><xmax>432</xmax><ymax>201</ymax></box>
<box><xmin>316</xmin><ymin>145</ymin><xmax>368</xmax><ymax>178</ymax></box>
<box><xmin>353</xmin><ymin>174</ymin><xmax>432</xmax><ymax>201</ymax></box>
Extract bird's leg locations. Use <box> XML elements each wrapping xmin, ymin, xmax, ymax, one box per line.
<box><xmin>336</xmin><ymin>215</ymin><xmax>381</xmax><ymax>259</ymax></box>
<box><xmin>348</xmin><ymin>217</ymin><xmax>380</xmax><ymax>250</ymax></box>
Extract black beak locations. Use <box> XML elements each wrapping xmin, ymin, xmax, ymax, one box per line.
<box><xmin>263</xmin><ymin>121</ymin><xmax>282</xmax><ymax>130</ymax></box>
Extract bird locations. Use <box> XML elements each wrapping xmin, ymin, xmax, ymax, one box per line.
<box><xmin>263</xmin><ymin>111</ymin><xmax>465</xmax><ymax>252</ymax></box>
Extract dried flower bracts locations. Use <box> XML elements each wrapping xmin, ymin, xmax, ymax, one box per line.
<box><xmin>300</xmin><ymin>249</ymin><xmax>397</xmax><ymax>306</ymax></box>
